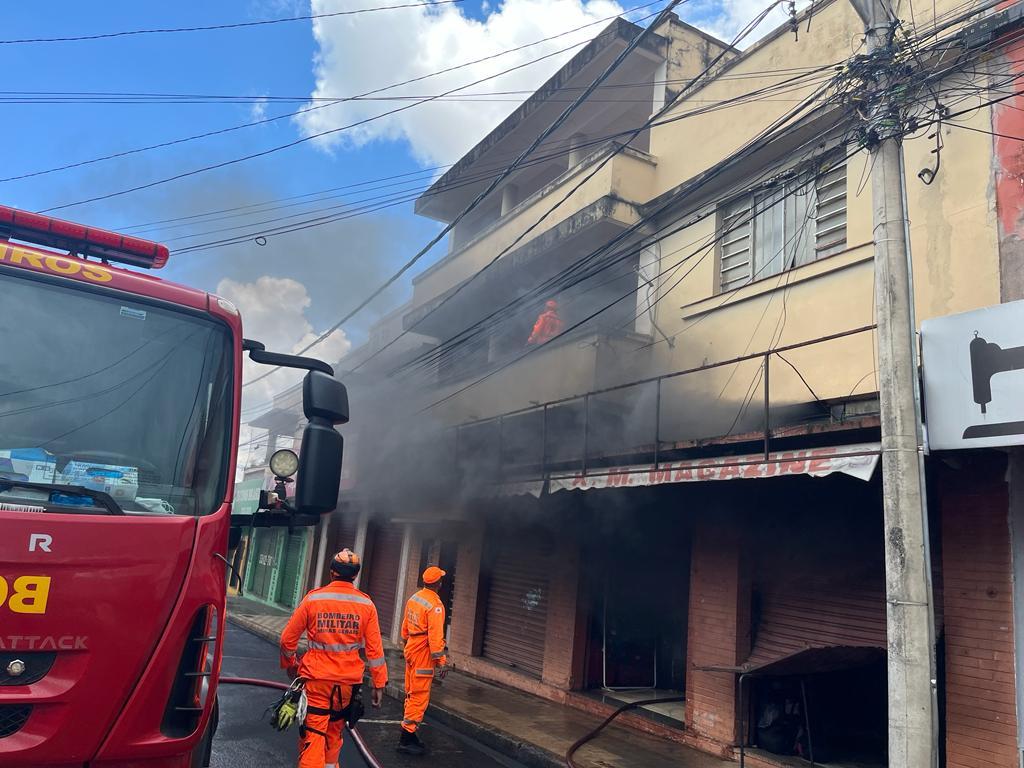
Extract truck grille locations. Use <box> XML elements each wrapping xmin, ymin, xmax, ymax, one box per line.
<box><xmin>0</xmin><ymin>652</ymin><xmax>55</xmax><ymax>686</ymax></box>
<box><xmin>0</xmin><ymin>705</ymin><xmax>31</xmax><ymax>737</ymax></box>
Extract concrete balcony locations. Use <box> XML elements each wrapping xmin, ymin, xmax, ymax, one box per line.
<box><xmin>411</xmin><ymin>145</ymin><xmax>656</xmax><ymax>308</ymax></box>
<box><xmin>429</xmin><ymin>328</ymin><xmax>652</xmax><ymax>426</ymax></box>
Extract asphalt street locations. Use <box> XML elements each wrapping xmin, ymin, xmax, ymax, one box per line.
<box><xmin>213</xmin><ymin>623</ymin><xmax>527</xmax><ymax>768</ymax></box>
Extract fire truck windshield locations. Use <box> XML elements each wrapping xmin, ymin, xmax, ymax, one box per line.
<box><xmin>0</xmin><ymin>271</ymin><xmax>233</xmax><ymax>516</ymax></box>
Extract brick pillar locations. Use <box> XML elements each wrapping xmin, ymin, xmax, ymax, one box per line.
<box><xmin>449</xmin><ymin>522</ymin><xmax>485</xmax><ymax>658</ymax></box>
<box><xmin>542</xmin><ymin>530</ymin><xmax>583</xmax><ymax>690</ymax></box>
<box><xmin>686</xmin><ymin>512</ymin><xmax>749</xmax><ymax>750</ymax></box>
<box><xmin>939</xmin><ymin>454</ymin><xmax>1018</xmax><ymax>768</ymax></box>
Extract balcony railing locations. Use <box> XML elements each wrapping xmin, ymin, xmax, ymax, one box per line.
<box><xmin>451</xmin><ymin>325</ymin><xmax>878</xmax><ymax>482</ymax></box>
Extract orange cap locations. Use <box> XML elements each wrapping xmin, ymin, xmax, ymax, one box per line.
<box><xmin>333</xmin><ymin>548</ymin><xmax>360</xmax><ymax>567</ymax></box>
<box><xmin>422</xmin><ymin>566</ymin><xmax>446</xmax><ymax>584</ymax></box>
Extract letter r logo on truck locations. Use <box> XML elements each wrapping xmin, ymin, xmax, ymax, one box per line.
<box><xmin>29</xmin><ymin>533</ymin><xmax>52</xmax><ymax>553</ymax></box>
<box><xmin>0</xmin><ymin>576</ymin><xmax>52</xmax><ymax>614</ymax></box>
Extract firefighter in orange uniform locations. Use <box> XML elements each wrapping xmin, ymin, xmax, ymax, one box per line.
<box><xmin>527</xmin><ymin>299</ymin><xmax>564</xmax><ymax>345</ymax></box>
<box><xmin>280</xmin><ymin>549</ymin><xmax>388</xmax><ymax>768</ymax></box>
<box><xmin>397</xmin><ymin>566</ymin><xmax>450</xmax><ymax>755</ymax></box>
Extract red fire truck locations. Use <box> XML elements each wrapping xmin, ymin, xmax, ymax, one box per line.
<box><xmin>0</xmin><ymin>205</ymin><xmax>347</xmax><ymax>767</ymax></box>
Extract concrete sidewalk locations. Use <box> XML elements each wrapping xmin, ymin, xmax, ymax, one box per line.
<box><xmin>227</xmin><ymin>607</ymin><xmax>728</xmax><ymax>768</ymax></box>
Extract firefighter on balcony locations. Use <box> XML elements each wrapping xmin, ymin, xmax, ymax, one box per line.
<box><xmin>527</xmin><ymin>299</ymin><xmax>564</xmax><ymax>345</ymax></box>
<box><xmin>279</xmin><ymin>549</ymin><xmax>387</xmax><ymax>768</ymax></box>
<box><xmin>397</xmin><ymin>566</ymin><xmax>450</xmax><ymax>755</ymax></box>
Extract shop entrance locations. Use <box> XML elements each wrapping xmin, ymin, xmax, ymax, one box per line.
<box><xmin>582</xmin><ymin>491</ymin><xmax>691</xmax><ymax>726</ymax></box>
<box><xmin>743</xmin><ymin>649</ymin><xmax>887</xmax><ymax>767</ymax></box>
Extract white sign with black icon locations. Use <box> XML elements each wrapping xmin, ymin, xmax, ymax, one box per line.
<box><xmin>922</xmin><ymin>299</ymin><xmax>1024</xmax><ymax>450</ymax></box>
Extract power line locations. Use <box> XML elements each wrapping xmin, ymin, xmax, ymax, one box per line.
<box><xmin>238</xmin><ymin>45</ymin><xmax>837</xmax><ymax>416</ymax></box>
<box><xmin>409</xmin><ymin>19</ymin><xmax>1016</xmax><ymax>413</ymax></box>
<box><xmin>0</xmin><ymin>2</ymin><xmax>465</xmax><ymax>45</ymax></box>
<box><xmin>234</xmin><ymin>0</ymin><xmax>999</xmax><ymax>415</ymax></box>
<box><xmin>347</xmin><ymin>0</ymin><xmax>803</xmax><ymax>380</ymax></box>
<box><xmin>129</xmin><ymin>69</ymin><xmax>829</xmax><ymax>244</ymax></box>
<box><xmin>39</xmin><ymin>33</ymin><xmax>603</xmax><ymax>214</ymax></box>
<box><xmin>164</xmin><ymin>74</ymin><xmax>833</xmax><ymax>247</ymax></box>
<box><xmin>240</xmin><ymin>0</ymin><xmax>688</xmax><ymax>389</ymax></box>
<box><xmin>2</xmin><ymin>3</ymin><xmax>661</xmax><ymax>185</ymax></box>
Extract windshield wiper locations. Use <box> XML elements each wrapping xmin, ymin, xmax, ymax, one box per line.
<box><xmin>0</xmin><ymin>480</ymin><xmax>124</xmax><ymax>515</ymax></box>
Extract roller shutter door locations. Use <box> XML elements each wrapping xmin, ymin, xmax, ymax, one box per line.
<box><xmin>365</xmin><ymin>522</ymin><xmax>405</xmax><ymax>637</ymax></box>
<box><xmin>747</xmin><ymin>504</ymin><xmax>886</xmax><ymax>666</ymax></box>
<box><xmin>276</xmin><ymin>531</ymin><xmax>308</xmax><ymax>608</ymax></box>
<box><xmin>482</xmin><ymin>540</ymin><xmax>549</xmax><ymax>678</ymax></box>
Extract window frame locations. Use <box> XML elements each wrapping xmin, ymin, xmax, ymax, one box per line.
<box><xmin>716</xmin><ymin>156</ymin><xmax>848</xmax><ymax>294</ymax></box>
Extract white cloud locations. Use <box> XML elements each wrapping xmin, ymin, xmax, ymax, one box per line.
<box><xmin>687</xmin><ymin>0</ymin><xmax>805</xmax><ymax>49</ymax></box>
<box><xmin>250</xmin><ymin>96</ymin><xmax>269</xmax><ymax>122</ymax></box>
<box><xmin>297</xmin><ymin>0</ymin><xmax>623</xmax><ymax>166</ymax></box>
<box><xmin>217</xmin><ymin>275</ymin><xmax>352</xmax><ymax>474</ymax></box>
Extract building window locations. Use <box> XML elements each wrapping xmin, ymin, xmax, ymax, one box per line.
<box><xmin>718</xmin><ymin>161</ymin><xmax>847</xmax><ymax>293</ymax></box>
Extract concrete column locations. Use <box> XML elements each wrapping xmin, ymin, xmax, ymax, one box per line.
<box><xmin>652</xmin><ymin>59</ymin><xmax>668</xmax><ymax>114</ymax></box>
<box><xmin>500</xmin><ymin>183</ymin><xmax>519</xmax><ymax>216</ymax></box>
<box><xmin>685</xmin><ymin>511</ymin><xmax>749</xmax><ymax>751</ymax></box>
<box><xmin>263</xmin><ymin>432</ymin><xmax>279</xmax><ymax>464</ymax></box>
<box><xmin>567</xmin><ymin>133</ymin><xmax>587</xmax><ymax>167</ymax></box>
<box><xmin>391</xmin><ymin>523</ymin><xmax>414</xmax><ymax>645</ymax></box>
<box><xmin>353</xmin><ymin>506</ymin><xmax>370</xmax><ymax>590</ymax></box>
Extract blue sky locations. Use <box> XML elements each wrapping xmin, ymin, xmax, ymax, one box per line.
<box><xmin>1</xmin><ymin>2</ymin><xmax>448</xmax><ymax>333</ymax></box>
<box><xmin>1</xmin><ymin>0</ymin><xmax>747</xmax><ymax>369</ymax></box>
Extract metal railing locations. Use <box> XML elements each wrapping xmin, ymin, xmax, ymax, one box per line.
<box><xmin>451</xmin><ymin>325</ymin><xmax>877</xmax><ymax>481</ymax></box>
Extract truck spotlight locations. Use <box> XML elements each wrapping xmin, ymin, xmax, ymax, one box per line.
<box><xmin>269</xmin><ymin>449</ymin><xmax>299</xmax><ymax>479</ymax></box>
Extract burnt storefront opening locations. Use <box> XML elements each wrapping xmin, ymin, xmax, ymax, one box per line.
<box><xmin>736</xmin><ymin>474</ymin><xmax>888</xmax><ymax>767</ymax></box>
<box><xmin>582</xmin><ymin>488</ymin><xmax>691</xmax><ymax>726</ymax></box>
<box><xmin>741</xmin><ymin>648</ymin><xmax>887</xmax><ymax>767</ymax></box>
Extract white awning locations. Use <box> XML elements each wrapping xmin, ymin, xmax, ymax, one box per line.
<box><xmin>487</xmin><ymin>442</ymin><xmax>881</xmax><ymax>498</ymax></box>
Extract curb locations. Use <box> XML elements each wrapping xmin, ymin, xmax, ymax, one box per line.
<box><xmin>229</xmin><ymin>617</ymin><xmax>566</xmax><ymax>768</ymax></box>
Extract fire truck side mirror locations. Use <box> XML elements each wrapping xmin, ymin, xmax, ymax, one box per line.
<box><xmin>295</xmin><ymin>371</ymin><xmax>347</xmax><ymax>515</ymax></box>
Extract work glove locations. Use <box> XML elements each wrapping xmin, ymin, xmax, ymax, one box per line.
<box><xmin>436</xmin><ymin>657</ymin><xmax>450</xmax><ymax>681</ymax></box>
<box><xmin>273</xmin><ymin>699</ymin><xmax>299</xmax><ymax>732</ymax></box>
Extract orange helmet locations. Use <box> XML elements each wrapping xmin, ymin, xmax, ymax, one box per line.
<box><xmin>330</xmin><ymin>548</ymin><xmax>361</xmax><ymax>579</ymax></box>
<box><xmin>422</xmin><ymin>566</ymin><xmax>446</xmax><ymax>585</ymax></box>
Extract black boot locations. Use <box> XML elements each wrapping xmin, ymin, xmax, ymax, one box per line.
<box><xmin>397</xmin><ymin>729</ymin><xmax>427</xmax><ymax>756</ymax></box>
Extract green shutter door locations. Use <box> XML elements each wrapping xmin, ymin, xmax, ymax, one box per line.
<box><xmin>276</xmin><ymin>531</ymin><xmax>308</xmax><ymax>608</ymax></box>
<box><xmin>248</xmin><ymin>529</ymin><xmax>281</xmax><ymax>601</ymax></box>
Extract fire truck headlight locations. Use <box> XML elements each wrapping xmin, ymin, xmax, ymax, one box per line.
<box><xmin>270</xmin><ymin>449</ymin><xmax>299</xmax><ymax>479</ymax></box>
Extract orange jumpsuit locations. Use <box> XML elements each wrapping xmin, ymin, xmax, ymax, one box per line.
<box><xmin>528</xmin><ymin>309</ymin><xmax>563</xmax><ymax>345</ymax></box>
<box><xmin>399</xmin><ymin>588</ymin><xmax>447</xmax><ymax>733</ymax></box>
<box><xmin>280</xmin><ymin>580</ymin><xmax>388</xmax><ymax>768</ymax></box>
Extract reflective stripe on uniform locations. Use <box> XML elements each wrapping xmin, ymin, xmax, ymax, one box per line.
<box><xmin>430</xmin><ymin>651</ymin><xmax>445</xmax><ymax>659</ymax></box>
<box><xmin>309</xmin><ymin>640</ymin><xmax>364</xmax><ymax>652</ymax></box>
<box><xmin>307</xmin><ymin>592</ymin><xmax>373</xmax><ymax>605</ymax></box>
<box><xmin>410</xmin><ymin>594</ymin><xmax>433</xmax><ymax>609</ymax></box>
<box><xmin>367</xmin><ymin>656</ymin><xmax>387</xmax><ymax>668</ymax></box>
<box><xmin>403</xmin><ymin>718</ymin><xmax>420</xmax><ymax>725</ymax></box>
<box><xmin>414</xmin><ymin>668</ymin><xmax>434</xmax><ymax>676</ymax></box>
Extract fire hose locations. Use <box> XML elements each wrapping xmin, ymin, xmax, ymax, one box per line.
<box><xmin>219</xmin><ymin>676</ymin><xmax>386</xmax><ymax>768</ymax></box>
<box><xmin>564</xmin><ymin>696</ymin><xmax>685</xmax><ymax>768</ymax></box>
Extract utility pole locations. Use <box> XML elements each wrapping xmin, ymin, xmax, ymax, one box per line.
<box><xmin>845</xmin><ymin>0</ymin><xmax>937</xmax><ymax>766</ymax></box>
